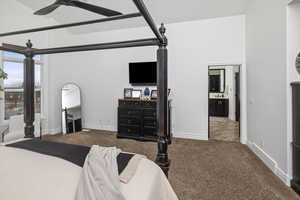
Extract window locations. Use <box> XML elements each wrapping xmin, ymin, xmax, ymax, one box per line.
<box><xmin>2</xmin><ymin>52</ymin><xmax>42</xmax><ymax>120</ymax></box>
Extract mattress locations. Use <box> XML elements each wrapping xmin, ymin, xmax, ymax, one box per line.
<box><xmin>0</xmin><ymin>142</ymin><xmax>178</xmax><ymax>200</ymax></box>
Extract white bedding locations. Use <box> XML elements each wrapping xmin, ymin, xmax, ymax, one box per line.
<box><xmin>76</xmin><ymin>146</ymin><xmax>125</xmax><ymax>200</ymax></box>
<box><xmin>0</xmin><ymin>145</ymin><xmax>178</xmax><ymax>200</ymax></box>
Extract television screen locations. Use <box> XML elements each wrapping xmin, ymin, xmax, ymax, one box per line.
<box><xmin>129</xmin><ymin>62</ymin><xmax>157</xmax><ymax>85</ymax></box>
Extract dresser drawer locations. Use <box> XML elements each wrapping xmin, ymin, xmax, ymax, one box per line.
<box><xmin>119</xmin><ymin>125</ymin><xmax>140</xmax><ymax>136</ymax></box>
<box><xmin>143</xmin><ymin>118</ymin><xmax>157</xmax><ymax>127</ymax></box>
<box><xmin>119</xmin><ymin>108</ymin><xmax>142</xmax><ymax>117</ymax></box>
<box><xmin>143</xmin><ymin>109</ymin><xmax>156</xmax><ymax>117</ymax></box>
<box><xmin>143</xmin><ymin>127</ymin><xmax>157</xmax><ymax>138</ymax></box>
<box><xmin>119</xmin><ymin>100</ymin><xmax>141</xmax><ymax>107</ymax></box>
<box><xmin>119</xmin><ymin>118</ymin><xmax>141</xmax><ymax>126</ymax></box>
<box><xmin>141</xmin><ymin>101</ymin><xmax>156</xmax><ymax>108</ymax></box>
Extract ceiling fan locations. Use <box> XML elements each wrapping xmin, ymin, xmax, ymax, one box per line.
<box><xmin>34</xmin><ymin>0</ymin><xmax>122</xmax><ymax>17</ymax></box>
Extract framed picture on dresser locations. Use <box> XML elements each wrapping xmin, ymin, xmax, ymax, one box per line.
<box><xmin>132</xmin><ymin>89</ymin><xmax>142</xmax><ymax>99</ymax></box>
<box><xmin>124</xmin><ymin>88</ymin><xmax>133</xmax><ymax>99</ymax></box>
<box><xmin>151</xmin><ymin>89</ymin><xmax>171</xmax><ymax>99</ymax></box>
<box><xmin>151</xmin><ymin>90</ymin><xmax>158</xmax><ymax>99</ymax></box>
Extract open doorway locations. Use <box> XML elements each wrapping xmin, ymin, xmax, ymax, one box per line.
<box><xmin>208</xmin><ymin>65</ymin><xmax>241</xmax><ymax>142</ymax></box>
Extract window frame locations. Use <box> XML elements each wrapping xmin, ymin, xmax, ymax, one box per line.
<box><xmin>0</xmin><ymin>51</ymin><xmax>43</xmax><ymax>122</ymax></box>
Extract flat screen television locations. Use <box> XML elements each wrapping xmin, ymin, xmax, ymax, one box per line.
<box><xmin>129</xmin><ymin>62</ymin><xmax>157</xmax><ymax>85</ymax></box>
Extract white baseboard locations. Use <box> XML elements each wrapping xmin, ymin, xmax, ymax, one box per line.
<box><xmin>247</xmin><ymin>141</ymin><xmax>277</xmax><ymax>170</ymax></box>
<box><xmin>85</xmin><ymin>123</ymin><xmax>208</xmax><ymax>140</ymax></box>
<box><xmin>101</xmin><ymin>126</ymin><xmax>117</xmax><ymax>132</ymax></box>
<box><xmin>45</xmin><ymin>128</ymin><xmax>61</xmax><ymax>135</ymax></box>
<box><xmin>247</xmin><ymin>141</ymin><xmax>290</xmax><ymax>186</ymax></box>
<box><xmin>47</xmin><ymin>124</ymin><xmax>208</xmax><ymax>141</ymax></box>
<box><xmin>3</xmin><ymin>130</ymin><xmax>24</xmax><ymax>142</ymax></box>
<box><xmin>276</xmin><ymin>167</ymin><xmax>291</xmax><ymax>187</ymax></box>
<box><xmin>173</xmin><ymin>132</ymin><xmax>208</xmax><ymax>140</ymax></box>
<box><xmin>84</xmin><ymin>123</ymin><xmax>117</xmax><ymax>132</ymax></box>
<box><xmin>46</xmin><ymin>124</ymin><xmax>117</xmax><ymax>135</ymax></box>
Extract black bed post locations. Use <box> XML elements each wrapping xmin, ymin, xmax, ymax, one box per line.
<box><xmin>155</xmin><ymin>24</ymin><xmax>170</xmax><ymax>177</ymax></box>
<box><xmin>23</xmin><ymin>40</ymin><xmax>35</xmax><ymax>138</ymax></box>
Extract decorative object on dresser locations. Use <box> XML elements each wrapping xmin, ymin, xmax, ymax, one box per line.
<box><xmin>117</xmin><ymin>99</ymin><xmax>172</xmax><ymax>143</ymax></box>
<box><xmin>124</xmin><ymin>88</ymin><xmax>133</xmax><ymax>99</ymax></box>
<box><xmin>144</xmin><ymin>87</ymin><xmax>150</xmax><ymax>96</ymax></box>
<box><xmin>291</xmin><ymin>82</ymin><xmax>300</xmax><ymax>195</ymax></box>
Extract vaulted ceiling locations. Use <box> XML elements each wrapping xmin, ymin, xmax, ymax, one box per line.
<box><xmin>16</xmin><ymin>0</ymin><xmax>247</xmax><ymax>34</ymax></box>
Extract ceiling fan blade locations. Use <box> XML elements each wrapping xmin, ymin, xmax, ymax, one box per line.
<box><xmin>71</xmin><ymin>1</ymin><xmax>122</xmax><ymax>16</ymax></box>
<box><xmin>34</xmin><ymin>3</ymin><xmax>60</xmax><ymax>15</ymax></box>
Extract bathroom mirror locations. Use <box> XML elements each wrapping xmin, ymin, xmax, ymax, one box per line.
<box><xmin>61</xmin><ymin>83</ymin><xmax>82</xmax><ymax>134</ymax></box>
<box><xmin>209</xmin><ymin>69</ymin><xmax>225</xmax><ymax>93</ymax></box>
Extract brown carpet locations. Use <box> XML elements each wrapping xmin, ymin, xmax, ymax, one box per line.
<box><xmin>210</xmin><ymin>117</ymin><xmax>240</xmax><ymax>142</ymax></box>
<box><xmin>43</xmin><ymin>130</ymin><xmax>299</xmax><ymax>200</ymax></box>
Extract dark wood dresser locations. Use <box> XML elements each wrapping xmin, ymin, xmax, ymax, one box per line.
<box><xmin>117</xmin><ymin>99</ymin><xmax>172</xmax><ymax>143</ymax></box>
<box><xmin>291</xmin><ymin>82</ymin><xmax>300</xmax><ymax>195</ymax></box>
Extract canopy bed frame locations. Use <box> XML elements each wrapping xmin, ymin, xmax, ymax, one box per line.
<box><xmin>0</xmin><ymin>0</ymin><xmax>170</xmax><ymax>175</ymax></box>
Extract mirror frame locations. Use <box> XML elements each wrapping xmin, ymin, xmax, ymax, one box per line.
<box><xmin>60</xmin><ymin>83</ymin><xmax>82</xmax><ymax>134</ymax></box>
<box><xmin>209</xmin><ymin>69</ymin><xmax>226</xmax><ymax>93</ymax></box>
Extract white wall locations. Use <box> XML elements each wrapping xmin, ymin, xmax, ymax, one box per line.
<box><xmin>246</xmin><ymin>0</ymin><xmax>289</xmax><ymax>183</ymax></box>
<box><xmin>287</xmin><ymin>0</ymin><xmax>300</xmax><ymax>186</ymax></box>
<box><xmin>46</xmin><ymin>15</ymin><xmax>245</xmax><ymax>139</ymax></box>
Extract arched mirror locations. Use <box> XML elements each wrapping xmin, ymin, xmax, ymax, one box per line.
<box><xmin>61</xmin><ymin>83</ymin><xmax>82</xmax><ymax>134</ymax></box>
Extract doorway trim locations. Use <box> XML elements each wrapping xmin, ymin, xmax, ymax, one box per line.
<box><xmin>207</xmin><ymin>64</ymin><xmax>247</xmax><ymax>144</ymax></box>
